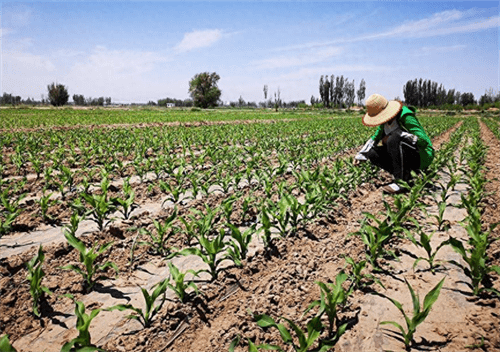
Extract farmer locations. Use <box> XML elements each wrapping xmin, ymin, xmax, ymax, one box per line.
<box><xmin>353</xmin><ymin>93</ymin><xmax>434</xmax><ymax>194</ymax></box>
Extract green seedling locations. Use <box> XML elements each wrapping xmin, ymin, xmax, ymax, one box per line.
<box><xmin>259</xmin><ymin>206</ymin><xmax>274</xmax><ymax>253</ymax></box>
<box><xmin>60</xmin><ymin>294</ymin><xmax>106</xmax><ymax>352</ymax></box>
<box><xmin>405</xmin><ymin>226</ymin><xmax>449</xmax><ymax>274</ymax></box>
<box><xmin>171</xmin><ymin>228</ymin><xmax>228</xmax><ymax>281</ymax></box>
<box><xmin>0</xmin><ymin>190</ymin><xmax>25</xmax><ymax>236</ymax></box>
<box><xmin>353</xmin><ymin>213</ymin><xmax>394</xmax><ymax>270</ymax></box>
<box><xmin>159</xmin><ymin>180</ymin><xmax>182</xmax><ymax>204</ymax></box>
<box><xmin>179</xmin><ymin>204</ymin><xmax>219</xmax><ymax>247</ymax></box>
<box><xmin>228</xmin><ymin>335</ymin><xmax>281</xmax><ymax>352</ymax></box>
<box><xmin>344</xmin><ymin>256</ymin><xmax>384</xmax><ymax>291</ymax></box>
<box><xmin>378</xmin><ymin>277</ymin><xmax>445</xmax><ymax>350</ymax></box>
<box><xmin>37</xmin><ymin>192</ymin><xmax>60</xmax><ymax>223</ymax></box>
<box><xmin>304</xmin><ymin>272</ymin><xmax>350</xmax><ymax>339</ymax></box>
<box><xmin>166</xmin><ymin>262</ymin><xmax>201</xmax><ymax>303</ymax></box>
<box><xmin>139</xmin><ymin>208</ymin><xmax>178</xmax><ymax>256</ymax></box>
<box><xmin>448</xmin><ymin>234</ymin><xmax>500</xmax><ymax>296</ymax></box>
<box><xmin>226</xmin><ymin>223</ymin><xmax>256</xmax><ymax>266</ymax></box>
<box><xmin>251</xmin><ymin>312</ymin><xmax>340</xmax><ymax>352</ymax></box>
<box><xmin>111</xmin><ymin>178</ymin><xmax>137</xmax><ymax>220</ymax></box>
<box><xmin>26</xmin><ymin>245</ymin><xmax>52</xmax><ymax>318</ymax></box>
<box><xmin>0</xmin><ymin>334</ymin><xmax>17</xmax><ymax>352</ymax></box>
<box><xmin>81</xmin><ymin>177</ymin><xmax>116</xmax><ymax>231</ymax></box>
<box><xmin>60</xmin><ymin>229</ymin><xmax>118</xmax><ymax>293</ymax></box>
<box><xmin>106</xmin><ymin>278</ymin><xmax>168</xmax><ymax>328</ymax></box>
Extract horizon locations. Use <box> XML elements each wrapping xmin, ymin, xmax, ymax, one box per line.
<box><xmin>1</xmin><ymin>1</ymin><xmax>499</xmax><ymax>104</ymax></box>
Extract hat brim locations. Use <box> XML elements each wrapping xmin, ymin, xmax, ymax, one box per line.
<box><xmin>362</xmin><ymin>101</ymin><xmax>403</xmax><ymax>127</ymax></box>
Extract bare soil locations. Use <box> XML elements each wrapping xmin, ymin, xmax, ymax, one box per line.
<box><xmin>1</xmin><ymin>119</ymin><xmax>499</xmax><ymax>352</ymax></box>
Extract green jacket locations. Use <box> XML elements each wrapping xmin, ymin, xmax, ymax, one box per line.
<box><xmin>370</xmin><ymin>106</ymin><xmax>434</xmax><ymax>169</ymax></box>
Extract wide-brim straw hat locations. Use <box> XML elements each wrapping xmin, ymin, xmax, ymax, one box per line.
<box><xmin>362</xmin><ymin>94</ymin><xmax>403</xmax><ymax>127</ymax></box>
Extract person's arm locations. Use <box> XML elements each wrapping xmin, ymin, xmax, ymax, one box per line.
<box><xmin>371</xmin><ymin>125</ymin><xmax>384</xmax><ymax>142</ymax></box>
<box><xmin>400</xmin><ymin>114</ymin><xmax>432</xmax><ymax>149</ymax></box>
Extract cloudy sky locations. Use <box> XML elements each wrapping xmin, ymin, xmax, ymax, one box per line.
<box><xmin>1</xmin><ymin>1</ymin><xmax>498</xmax><ymax>104</ymax></box>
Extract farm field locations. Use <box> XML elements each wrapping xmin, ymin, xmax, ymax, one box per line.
<box><xmin>0</xmin><ymin>108</ymin><xmax>499</xmax><ymax>352</ymax></box>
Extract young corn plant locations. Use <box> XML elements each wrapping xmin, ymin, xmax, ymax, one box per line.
<box><xmin>61</xmin><ymin>227</ymin><xmax>118</xmax><ymax>293</ymax></box>
<box><xmin>228</xmin><ymin>335</ymin><xmax>277</xmax><ymax>352</ymax></box>
<box><xmin>0</xmin><ymin>334</ymin><xmax>17</xmax><ymax>352</ymax></box>
<box><xmin>105</xmin><ymin>278</ymin><xmax>168</xmax><ymax>328</ymax></box>
<box><xmin>112</xmin><ymin>178</ymin><xmax>137</xmax><ymax>220</ymax></box>
<box><xmin>60</xmin><ymin>294</ymin><xmax>106</xmax><ymax>352</ymax></box>
<box><xmin>26</xmin><ymin>245</ymin><xmax>52</xmax><ymax>318</ymax></box>
<box><xmin>81</xmin><ymin>177</ymin><xmax>116</xmax><ymax>231</ymax></box>
<box><xmin>405</xmin><ymin>225</ymin><xmax>450</xmax><ymax>274</ymax></box>
<box><xmin>0</xmin><ymin>189</ymin><xmax>25</xmax><ymax>236</ymax></box>
<box><xmin>159</xmin><ymin>180</ymin><xmax>182</xmax><ymax>204</ymax></box>
<box><xmin>304</xmin><ymin>272</ymin><xmax>350</xmax><ymax>339</ymax></box>
<box><xmin>251</xmin><ymin>312</ymin><xmax>340</xmax><ymax>352</ymax></box>
<box><xmin>37</xmin><ymin>192</ymin><xmax>60</xmax><ymax>223</ymax></box>
<box><xmin>171</xmin><ymin>228</ymin><xmax>229</xmax><ymax>281</ymax></box>
<box><xmin>448</xmin><ymin>232</ymin><xmax>500</xmax><ymax>296</ymax></box>
<box><xmin>139</xmin><ymin>208</ymin><xmax>178</xmax><ymax>256</ymax></box>
<box><xmin>343</xmin><ymin>256</ymin><xmax>384</xmax><ymax>292</ymax></box>
<box><xmin>378</xmin><ymin>277</ymin><xmax>445</xmax><ymax>351</ymax></box>
<box><xmin>225</xmin><ymin>223</ymin><xmax>256</xmax><ymax>266</ymax></box>
<box><xmin>166</xmin><ymin>262</ymin><xmax>201</xmax><ymax>303</ymax></box>
<box><xmin>353</xmin><ymin>213</ymin><xmax>394</xmax><ymax>271</ymax></box>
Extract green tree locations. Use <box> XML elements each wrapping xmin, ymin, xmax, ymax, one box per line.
<box><xmin>188</xmin><ymin>72</ymin><xmax>221</xmax><ymax>108</ymax></box>
<box><xmin>357</xmin><ymin>78</ymin><xmax>366</xmax><ymax>106</ymax></box>
<box><xmin>47</xmin><ymin>82</ymin><xmax>69</xmax><ymax>106</ymax></box>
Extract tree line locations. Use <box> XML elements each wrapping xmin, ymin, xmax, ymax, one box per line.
<box><xmin>312</xmin><ymin>75</ymin><xmax>366</xmax><ymax>109</ymax></box>
<box><xmin>403</xmin><ymin>78</ymin><xmax>500</xmax><ymax>109</ymax></box>
<box><xmin>2</xmin><ymin>75</ymin><xmax>499</xmax><ymax>110</ymax></box>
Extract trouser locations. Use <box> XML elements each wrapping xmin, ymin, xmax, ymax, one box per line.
<box><xmin>362</xmin><ymin>129</ymin><xmax>420</xmax><ymax>181</ymax></box>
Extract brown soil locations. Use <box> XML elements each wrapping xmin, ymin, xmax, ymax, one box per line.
<box><xmin>2</xmin><ymin>119</ymin><xmax>499</xmax><ymax>352</ymax></box>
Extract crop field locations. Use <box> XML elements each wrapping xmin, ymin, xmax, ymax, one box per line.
<box><xmin>0</xmin><ymin>107</ymin><xmax>499</xmax><ymax>352</ymax></box>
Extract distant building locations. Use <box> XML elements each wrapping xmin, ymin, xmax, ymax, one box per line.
<box><xmin>167</xmin><ymin>103</ymin><xmax>175</xmax><ymax>108</ymax></box>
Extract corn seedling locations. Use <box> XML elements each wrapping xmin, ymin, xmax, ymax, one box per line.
<box><xmin>251</xmin><ymin>311</ymin><xmax>341</xmax><ymax>352</ymax></box>
<box><xmin>81</xmin><ymin>177</ymin><xmax>116</xmax><ymax>231</ymax></box>
<box><xmin>304</xmin><ymin>272</ymin><xmax>350</xmax><ymax>339</ymax></box>
<box><xmin>228</xmin><ymin>335</ymin><xmax>280</xmax><ymax>352</ymax></box>
<box><xmin>166</xmin><ymin>262</ymin><xmax>201</xmax><ymax>303</ymax></box>
<box><xmin>60</xmin><ymin>294</ymin><xmax>106</xmax><ymax>352</ymax></box>
<box><xmin>111</xmin><ymin>178</ymin><xmax>137</xmax><ymax>220</ymax></box>
<box><xmin>405</xmin><ymin>225</ymin><xmax>449</xmax><ymax>274</ymax></box>
<box><xmin>226</xmin><ymin>223</ymin><xmax>256</xmax><ymax>266</ymax></box>
<box><xmin>37</xmin><ymin>192</ymin><xmax>59</xmax><ymax>223</ymax></box>
<box><xmin>171</xmin><ymin>228</ymin><xmax>228</xmax><ymax>281</ymax></box>
<box><xmin>106</xmin><ymin>278</ymin><xmax>168</xmax><ymax>328</ymax></box>
<box><xmin>159</xmin><ymin>180</ymin><xmax>182</xmax><ymax>204</ymax></box>
<box><xmin>60</xmin><ymin>228</ymin><xmax>118</xmax><ymax>293</ymax></box>
<box><xmin>139</xmin><ymin>208</ymin><xmax>178</xmax><ymax>256</ymax></box>
<box><xmin>448</xmin><ymin>233</ymin><xmax>500</xmax><ymax>296</ymax></box>
<box><xmin>353</xmin><ymin>213</ymin><xmax>394</xmax><ymax>271</ymax></box>
<box><xmin>344</xmin><ymin>256</ymin><xmax>384</xmax><ymax>291</ymax></box>
<box><xmin>25</xmin><ymin>245</ymin><xmax>52</xmax><ymax>318</ymax></box>
<box><xmin>0</xmin><ymin>334</ymin><xmax>17</xmax><ymax>352</ymax></box>
<box><xmin>378</xmin><ymin>277</ymin><xmax>445</xmax><ymax>350</ymax></box>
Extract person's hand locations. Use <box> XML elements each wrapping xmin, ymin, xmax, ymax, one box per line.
<box><xmin>382</xmin><ymin>135</ymin><xmax>389</xmax><ymax>145</ymax></box>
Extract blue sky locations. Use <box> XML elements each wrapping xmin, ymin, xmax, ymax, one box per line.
<box><xmin>1</xmin><ymin>1</ymin><xmax>498</xmax><ymax>104</ymax></box>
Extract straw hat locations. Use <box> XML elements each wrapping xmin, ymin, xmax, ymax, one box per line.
<box><xmin>362</xmin><ymin>94</ymin><xmax>403</xmax><ymax>127</ymax></box>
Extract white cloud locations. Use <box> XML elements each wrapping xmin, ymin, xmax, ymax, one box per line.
<box><xmin>174</xmin><ymin>29</ymin><xmax>223</xmax><ymax>53</ymax></box>
<box><xmin>275</xmin><ymin>10</ymin><xmax>500</xmax><ymax>51</ymax></box>
<box><xmin>252</xmin><ymin>47</ymin><xmax>343</xmax><ymax>69</ymax></box>
<box><xmin>0</xmin><ymin>28</ymin><xmax>14</xmax><ymax>39</ymax></box>
<box><xmin>63</xmin><ymin>46</ymin><xmax>172</xmax><ymax>101</ymax></box>
<box><xmin>417</xmin><ymin>44</ymin><xmax>467</xmax><ymax>56</ymax></box>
